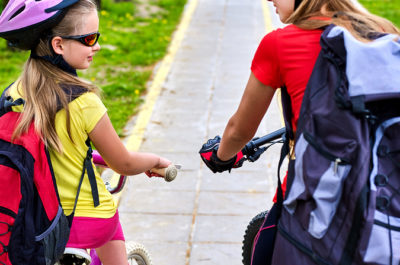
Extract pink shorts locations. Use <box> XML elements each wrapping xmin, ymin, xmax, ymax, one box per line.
<box><xmin>66</xmin><ymin>211</ymin><xmax>125</xmax><ymax>249</ymax></box>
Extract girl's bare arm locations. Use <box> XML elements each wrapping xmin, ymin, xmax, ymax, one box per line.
<box><xmin>217</xmin><ymin>73</ymin><xmax>276</xmax><ymax>161</ymax></box>
<box><xmin>89</xmin><ymin>113</ymin><xmax>170</xmax><ymax>176</ymax></box>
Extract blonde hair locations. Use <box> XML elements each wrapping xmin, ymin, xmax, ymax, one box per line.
<box><xmin>286</xmin><ymin>0</ymin><xmax>399</xmax><ymax>40</ymax></box>
<box><xmin>13</xmin><ymin>0</ymin><xmax>100</xmax><ymax>152</ymax></box>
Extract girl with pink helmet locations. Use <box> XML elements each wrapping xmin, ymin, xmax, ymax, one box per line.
<box><xmin>0</xmin><ymin>0</ymin><xmax>171</xmax><ymax>263</ymax></box>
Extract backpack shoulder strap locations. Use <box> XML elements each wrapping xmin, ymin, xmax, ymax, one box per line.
<box><xmin>0</xmin><ymin>83</ymin><xmax>25</xmax><ymax>117</ymax></box>
<box><xmin>57</xmin><ymin>85</ymin><xmax>89</xmax><ymax>111</ymax></box>
<box><xmin>82</xmin><ymin>138</ymin><xmax>99</xmax><ymax>208</ymax></box>
<box><xmin>280</xmin><ymin>86</ymin><xmax>295</xmax><ymax>140</ymax></box>
<box><xmin>60</xmin><ymin>86</ymin><xmax>100</xmax><ymax>210</ymax></box>
<box><xmin>70</xmin><ymin>138</ymin><xmax>100</xmax><ymax>218</ymax></box>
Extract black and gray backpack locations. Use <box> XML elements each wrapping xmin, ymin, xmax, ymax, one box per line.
<box><xmin>272</xmin><ymin>25</ymin><xmax>400</xmax><ymax>265</ymax></box>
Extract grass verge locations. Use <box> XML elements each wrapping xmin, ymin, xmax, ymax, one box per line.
<box><xmin>358</xmin><ymin>0</ymin><xmax>400</xmax><ymax>27</ymax></box>
<box><xmin>0</xmin><ymin>0</ymin><xmax>187</xmax><ymax>135</ymax></box>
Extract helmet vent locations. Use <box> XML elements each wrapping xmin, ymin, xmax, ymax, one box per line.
<box><xmin>9</xmin><ymin>6</ymin><xmax>25</xmax><ymax>21</ymax></box>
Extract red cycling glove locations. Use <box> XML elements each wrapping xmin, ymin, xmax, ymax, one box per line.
<box><xmin>199</xmin><ymin>135</ymin><xmax>245</xmax><ymax>173</ymax></box>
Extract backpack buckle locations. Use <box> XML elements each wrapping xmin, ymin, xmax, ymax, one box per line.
<box><xmin>350</xmin><ymin>96</ymin><xmax>377</xmax><ymax>122</ymax></box>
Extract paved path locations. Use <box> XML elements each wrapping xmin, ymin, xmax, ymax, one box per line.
<box><xmin>117</xmin><ymin>0</ymin><xmax>284</xmax><ymax>264</ymax></box>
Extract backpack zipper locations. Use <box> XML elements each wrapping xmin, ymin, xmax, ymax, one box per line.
<box><xmin>0</xmin><ymin>206</ymin><xmax>17</xmax><ymax>219</ymax></box>
<box><xmin>304</xmin><ymin>132</ymin><xmax>350</xmax><ymax>174</ymax></box>
<box><xmin>333</xmin><ymin>158</ymin><xmax>342</xmax><ymax>175</ymax></box>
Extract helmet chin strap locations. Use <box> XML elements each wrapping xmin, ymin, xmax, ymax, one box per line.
<box><xmin>294</xmin><ymin>0</ymin><xmax>303</xmax><ymax>10</ymax></box>
<box><xmin>30</xmin><ymin>51</ymin><xmax>77</xmax><ymax>76</ymax></box>
<box><xmin>29</xmin><ymin>38</ymin><xmax>77</xmax><ymax>76</ymax></box>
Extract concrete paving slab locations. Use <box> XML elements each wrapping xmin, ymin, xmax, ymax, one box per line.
<box><xmin>130</xmin><ymin>152</ymin><xmax>202</xmax><ymax>172</ymax></box>
<box><xmin>120</xmin><ymin>188</ymin><xmax>196</xmax><ymax>214</ymax></box>
<box><xmin>189</xmin><ymin>243</ymin><xmax>243</xmax><ymax>265</ymax></box>
<box><xmin>135</xmin><ymin>242</ymin><xmax>188</xmax><ymax>265</ymax></box>
<box><xmin>197</xmin><ymin>190</ymin><xmax>272</xmax><ymax>216</ymax></box>
<box><xmin>200</xmin><ymin>168</ymin><xmax>273</xmax><ymax>193</ymax></box>
<box><xmin>117</xmin><ymin>0</ymin><xmax>285</xmax><ymax>264</ymax></box>
<box><xmin>123</xmin><ymin>170</ymin><xmax>198</xmax><ymax>191</ymax></box>
<box><xmin>119</xmin><ymin>212</ymin><xmax>192</xmax><ymax>242</ymax></box>
<box><xmin>193</xmin><ymin>214</ymin><xmax>256</xmax><ymax>243</ymax></box>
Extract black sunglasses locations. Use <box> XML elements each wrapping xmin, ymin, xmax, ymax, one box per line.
<box><xmin>61</xmin><ymin>32</ymin><xmax>100</xmax><ymax>47</ymax></box>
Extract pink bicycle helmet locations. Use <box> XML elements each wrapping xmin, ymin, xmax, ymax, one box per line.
<box><xmin>0</xmin><ymin>0</ymin><xmax>79</xmax><ymax>50</ymax></box>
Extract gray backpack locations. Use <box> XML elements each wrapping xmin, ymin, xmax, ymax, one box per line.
<box><xmin>272</xmin><ymin>25</ymin><xmax>400</xmax><ymax>265</ymax></box>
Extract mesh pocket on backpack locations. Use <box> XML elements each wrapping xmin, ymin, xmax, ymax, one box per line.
<box><xmin>0</xmin><ymin>163</ymin><xmax>21</xmax><ymax>265</ymax></box>
<box><xmin>284</xmin><ymin>133</ymin><xmax>352</xmax><ymax>239</ymax></box>
<box><xmin>35</xmin><ymin>206</ymin><xmax>70</xmax><ymax>265</ymax></box>
<box><xmin>0</xmin><ymin>211</ymin><xmax>15</xmax><ymax>265</ymax></box>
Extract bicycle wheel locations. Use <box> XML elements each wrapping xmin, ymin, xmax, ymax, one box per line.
<box><xmin>126</xmin><ymin>241</ymin><xmax>152</xmax><ymax>265</ymax></box>
<box><xmin>242</xmin><ymin>210</ymin><xmax>268</xmax><ymax>265</ymax></box>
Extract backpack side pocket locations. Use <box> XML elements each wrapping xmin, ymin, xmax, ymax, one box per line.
<box><xmin>35</xmin><ymin>206</ymin><xmax>70</xmax><ymax>265</ymax></box>
<box><xmin>0</xmin><ymin>153</ymin><xmax>23</xmax><ymax>265</ymax></box>
<box><xmin>0</xmin><ymin>209</ymin><xmax>16</xmax><ymax>265</ymax></box>
<box><xmin>284</xmin><ymin>132</ymin><xmax>352</xmax><ymax>239</ymax></box>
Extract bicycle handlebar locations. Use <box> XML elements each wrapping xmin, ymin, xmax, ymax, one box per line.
<box><xmin>150</xmin><ymin>165</ymin><xmax>178</xmax><ymax>182</ymax></box>
<box><xmin>92</xmin><ymin>151</ymin><xmax>107</xmax><ymax>167</ymax></box>
<box><xmin>92</xmin><ymin>150</ymin><xmax>178</xmax><ymax>194</ymax></box>
<box><xmin>241</xmin><ymin>127</ymin><xmax>286</xmax><ymax>162</ymax></box>
<box><xmin>248</xmin><ymin>127</ymin><xmax>286</xmax><ymax>149</ymax></box>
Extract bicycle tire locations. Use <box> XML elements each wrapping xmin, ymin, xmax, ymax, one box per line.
<box><xmin>126</xmin><ymin>241</ymin><xmax>152</xmax><ymax>265</ymax></box>
<box><xmin>242</xmin><ymin>210</ymin><xmax>269</xmax><ymax>265</ymax></box>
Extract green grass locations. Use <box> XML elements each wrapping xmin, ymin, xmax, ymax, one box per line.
<box><xmin>0</xmin><ymin>0</ymin><xmax>187</xmax><ymax>135</ymax></box>
<box><xmin>0</xmin><ymin>46</ymin><xmax>29</xmax><ymax>90</ymax></box>
<box><xmin>358</xmin><ymin>0</ymin><xmax>400</xmax><ymax>27</ymax></box>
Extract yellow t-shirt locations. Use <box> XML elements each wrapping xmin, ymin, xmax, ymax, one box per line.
<box><xmin>9</xmin><ymin>82</ymin><xmax>116</xmax><ymax>218</ymax></box>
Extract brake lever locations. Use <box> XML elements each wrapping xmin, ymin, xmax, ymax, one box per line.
<box><xmin>246</xmin><ymin>146</ymin><xmax>267</xmax><ymax>162</ymax></box>
<box><xmin>243</xmin><ymin>139</ymin><xmax>283</xmax><ymax>163</ymax></box>
<box><xmin>241</xmin><ymin>128</ymin><xmax>286</xmax><ymax>164</ymax></box>
<box><xmin>242</xmin><ymin>137</ymin><xmax>259</xmax><ymax>157</ymax></box>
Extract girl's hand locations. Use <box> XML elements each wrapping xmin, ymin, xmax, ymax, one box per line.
<box><xmin>155</xmin><ymin>157</ymin><xmax>172</xmax><ymax>169</ymax></box>
<box><xmin>145</xmin><ymin>170</ymin><xmax>162</xmax><ymax>178</ymax></box>
<box><xmin>145</xmin><ymin>157</ymin><xmax>171</xmax><ymax>178</ymax></box>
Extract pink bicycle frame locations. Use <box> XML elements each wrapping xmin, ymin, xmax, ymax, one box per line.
<box><xmin>92</xmin><ymin>150</ymin><xmax>127</xmax><ymax>194</ymax></box>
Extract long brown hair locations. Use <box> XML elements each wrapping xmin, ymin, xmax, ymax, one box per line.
<box><xmin>13</xmin><ymin>0</ymin><xmax>100</xmax><ymax>152</ymax></box>
<box><xmin>286</xmin><ymin>0</ymin><xmax>399</xmax><ymax>40</ymax></box>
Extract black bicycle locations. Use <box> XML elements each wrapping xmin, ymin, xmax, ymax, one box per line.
<box><xmin>239</xmin><ymin>128</ymin><xmax>285</xmax><ymax>265</ymax></box>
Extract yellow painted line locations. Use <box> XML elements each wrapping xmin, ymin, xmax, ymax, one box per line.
<box><xmin>261</xmin><ymin>0</ymin><xmax>273</xmax><ymax>34</ymax></box>
<box><xmin>261</xmin><ymin>0</ymin><xmax>285</xmax><ymax>126</ymax></box>
<box><xmin>125</xmin><ymin>0</ymin><xmax>198</xmax><ymax>152</ymax></box>
<box><xmin>110</xmin><ymin>0</ymin><xmax>199</xmax><ymax>205</ymax></box>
